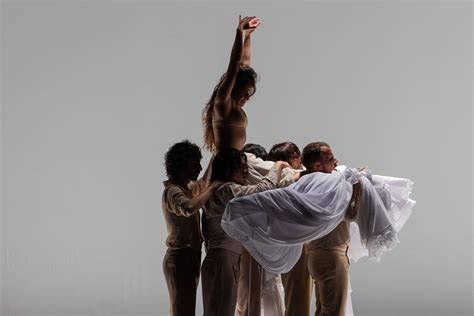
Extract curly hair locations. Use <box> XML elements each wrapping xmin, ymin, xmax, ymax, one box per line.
<box><xmin>164</xmin><ymin>140</ymin><xmax>202</xmax><ymax>181</ymax></box>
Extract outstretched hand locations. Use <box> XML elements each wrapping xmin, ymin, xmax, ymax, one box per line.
<box><xmin>238</xmin><ymin>15</ymin><xmax>261</xmax><ymax>32</ymax></box>
<box><xmin>275</xmin><ymin>161</ymin><xmax>291</xmax><ymax>170</ymax></box>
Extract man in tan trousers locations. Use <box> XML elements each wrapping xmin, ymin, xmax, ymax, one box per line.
<box><xmin>301</xmin><ymin>142</ymin><xmax>361</xmax><ymax>316</ymax></box>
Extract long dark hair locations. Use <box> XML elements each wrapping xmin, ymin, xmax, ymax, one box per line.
<box><xmin>202</xmin><ymin>67</ymin><xmax>258</xmax><ymax>152</ymax></box>
<box><xmin>210</xmin><ymin>148</ymin><xmax>247</xmax><ymax>182</ymax></box>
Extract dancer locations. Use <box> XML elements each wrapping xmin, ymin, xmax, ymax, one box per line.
<box><xmin>268</xmin><ymin>141</ymin><xmax>303</xmax><ymax>187</ymax></box>
<box><xmin>302</xmin><ymin>142</ymin><xmax>360</xmax><ymax>316</ymax></box>
<box><xmin>268</xmin><ymin>142</ymin><xmax>313</xmax><ymax>316</ymax></box>
<box><xmin>200</xmin><ymin>148</ymin><xmax>288</xmax><ymax>316</ymax></box>
<box><xmin>202</xmin><ymin>15</ymin><xmax>267</xmax><ymax>315</ymax></box>
<box><xmin>202</xmin><ymin>15</ymin><xmax>260</xmax><ymax>153</ymax></box>
<box><xmin>161</xmin><ymin>140</ymin><xmax>221</xmax><ymax>316</ymax></box>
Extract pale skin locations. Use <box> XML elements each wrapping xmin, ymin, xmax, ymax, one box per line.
<box><xmin>213</xmin><ymin>16</ymin><xmax>261</xmax><ymax>151</ymax></box>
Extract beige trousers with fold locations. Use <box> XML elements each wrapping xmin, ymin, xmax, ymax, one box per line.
<box><xmin>201</xmin><ymin>248</ymin><xmax>241</xmax><ymax>316</ymax></box>
<box><xmin>307</xmin><ymin>245</ymin><xmax>349</xmax><ymax>316</ymax></box>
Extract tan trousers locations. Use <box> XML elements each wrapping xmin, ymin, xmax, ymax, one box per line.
<box><xmin>163</xmin><ymin>248</ymin><xmax>201</xmax><ymax>316</ymax></box>
<box><xmin>201</xmin><ymin>248</ymin><xmax>241</xmax><ymax>316</ymax></box>
<box><xmin>236</xmin><ymin>247</ymin><xmax>263</xmax><ymax>316</ymax></box>
<box><xmin>281</xmin><ymin>246</ymin><xmax>313</xmax><ymax>316</ymax></box>
<box><xmin>307</xmin><ymin>246</ymin><xmax>349</xmax><ymax>316</ymax></box>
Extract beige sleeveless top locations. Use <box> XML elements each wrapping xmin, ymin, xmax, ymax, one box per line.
<box><xmin>212</xmin><ymin>102</ymin><xmax>248</xmax><ymax>150</ymax></box>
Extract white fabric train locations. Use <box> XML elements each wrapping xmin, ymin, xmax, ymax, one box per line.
<box><xmin>221</xmin><ymin>166</ymin><xmax>415</xmax><ymax>274</ymax></box>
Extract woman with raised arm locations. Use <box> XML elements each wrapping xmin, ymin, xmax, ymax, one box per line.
<box><xmin>202</xmin><ymin>15</ymin><xmax>260</xmax><ymax>153</ymax></box>
<box><xmin>202</xmin><ymin>15</ymin><xmax>268</xmax><ymax>316</ymax></box>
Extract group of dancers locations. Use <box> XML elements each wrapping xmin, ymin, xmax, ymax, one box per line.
<box><xmin>162</xmin><ymin>16</ymin><xmax>415</xmax><ymax>316</ymax></box>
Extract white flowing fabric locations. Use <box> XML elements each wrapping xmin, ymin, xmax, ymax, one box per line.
<box><xmin>221</xmin><ymin>167</ymin><xmax>415</xmax><ymax>272</ymax></box>
<box><xmin>347</xmin><ymin>168</ymin><xmax>415</xmax><ymax>262</ymax></box>
<box><xmin>223</xmin><ymin>164</ymin><xmax>415</xmax><ymax>316</ymax></box>
<box><xmin>221</xmin><ymin>168</ymin><xmax>357</xmax><ymax>274</ymax></box>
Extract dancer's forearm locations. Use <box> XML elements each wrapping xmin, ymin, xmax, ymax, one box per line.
<box><xmin>229</xmin><ymin>29</ymin><xmax>244</xmax><ymax>74</ymax></box>
<box><xmin>241</xmin><ymin>32</ymin><xmax>252</xmax><ymax>66</ymax></box>
<box><xmin>214</xmin><ymin>29</ymin><xmax>243</xmax><ymax>108</ymax></box>
<box><xmin>182</xmin><ymin>182</ymin><xmax>220</xmax><ymax>217</ymax></box>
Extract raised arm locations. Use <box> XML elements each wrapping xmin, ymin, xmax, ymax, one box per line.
<box><xmin>241</xmin><ymin>28</ymin><xmax>256</xmax><ymax>67</ymax></box>
<box><xmin>214</xmin><ymin>16</ymin><xmax>260</xmax><ymax>118</ymax></box>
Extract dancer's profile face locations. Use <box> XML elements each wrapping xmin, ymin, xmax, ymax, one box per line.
<box><xmin>289</xmin><ymin>153</ymin><xmax>302</xmax><ymax>169</ymax></box>
<box><xmin>233</xmin><ymin>84</ymin><xmax>255</xmax><ymax>107</ymax></box>
<box><xmin>187</xmin><ymin>156</ymin><xmax>202</xmax><ymax>182</ymax></box>
<box><xmin>318</xmin><ymin>146</ymin><xmax>337</xmax><ymax>173</ymax></box>
<box><xmin>230</xmin><ymin>158</ymin><xmax>248</xmax><ymax>185</ymax></box>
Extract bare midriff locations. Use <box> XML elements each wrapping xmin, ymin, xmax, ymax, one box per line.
<box><xmin>212</xmin><ymin>105</ymin><xmax>248</xmax><ymax>151</ymax></box>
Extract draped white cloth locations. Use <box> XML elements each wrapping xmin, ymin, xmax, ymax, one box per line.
<box><xmin>221</xmin><ymin>166</ymin><xmax>415</xmax><ymax>274</ymax></box>
<box><xmin>347</xmin><ymin>167</ymin><xmax>415</xmax><ymax>262</ymax></box>
<box><xmin>225</xmin><ymin>162</ymin><xmax>415</xmax><ymax>315</ymax></box>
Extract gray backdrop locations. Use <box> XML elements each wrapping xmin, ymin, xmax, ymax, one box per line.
<box><xmin>2</xmin><ymin>1</ymin><xmax>472</xmax><ymax>316</ymax></box>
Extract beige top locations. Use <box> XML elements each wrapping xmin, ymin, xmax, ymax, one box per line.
<box><xmin>203</xmin><ymin>166</ymin><xmax>278</xmax><ymax>254</ymax></box>
<box><xmin>307</xmin><ymin>204</ymin><xmax>359</xmax><ymax>250</ymax></box>
<box><xmin>212</xmin><ymin>103</ymin><xmax>248</xmax><ymax>150</ymax></box>
<box><xmin>161</xmin><ymin>179</ymin><xmax>206</xmax><ymax>250</ymax></box>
